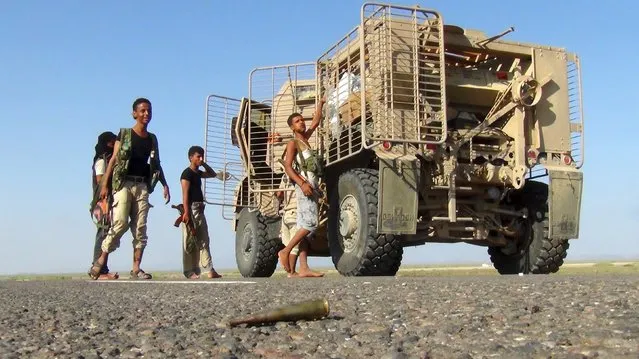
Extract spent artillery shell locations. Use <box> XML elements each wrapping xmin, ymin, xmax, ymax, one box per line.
<box><xmin>228</xmin><ymin>298</ymin><xmax>329</xmax><ymax>327</ymax></box>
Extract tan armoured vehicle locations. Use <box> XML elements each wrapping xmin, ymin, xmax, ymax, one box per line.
<box><xmin>203</xmin><ymin>3</ymin><xmax>584</xmax><ymax>277</ymax></box>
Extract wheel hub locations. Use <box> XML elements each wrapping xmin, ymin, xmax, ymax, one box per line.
<box><xmin>241</xmin><ymin>225</ymin><xmax>253</xmax><ymax>258</ymax></box>
<box><xmin>339</xmin><ymin>195</ymin><xmax>360</xmax><ymax>253</ymax></box>
<box><xmin>501</xmin><ymin>218</ymin><xmax>531</xmax><ymax>256</ymax></box>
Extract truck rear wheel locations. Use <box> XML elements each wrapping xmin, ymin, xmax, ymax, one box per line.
<box><xmin>235</xmin><ymin>208</ymin><xmax>281</xmax><ymax>277</ymax></box>
<box><xmin>328</xmin><ymin>168</ymin><xmax>403</xmax><ymax>276</ymax></box>
<box><xmin>488</xmin><ymin>182</ymin><xmax>570</xmax><ymax>274</ymax></box>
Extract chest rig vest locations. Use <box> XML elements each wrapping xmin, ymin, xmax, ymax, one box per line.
<box><xmin>293</xmin><ymin>138</ymin><xmax>324</xmax><ymax>178</ymax></box>
<box><xmin>112</xmin><ymin>127</ymin><xmax>161</xmax><ymax>193</ymax></box>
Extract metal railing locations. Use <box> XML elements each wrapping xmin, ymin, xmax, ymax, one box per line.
<box><xmin>318</xmin><ymin>27</ymin><xmax>365</xmax><ymax>165</ymax></box>
<box><xmin>567</xmin><ymin>56</ymin><xmax>584</xmax><ymax>169</ymax></box>
<box><xmin>247</xmin><ymin>62</ymin><xmax>317</xmax><ymax>193</ymax></box>
<box><xmin>203</xmin><ymin>95</ymin><xmax>250</xmax><ymax>220</ymax></box>
<box><xmin>360</xmin><ymin>3</ymin><xmax>447</xmax><ymax>146</ymax></box>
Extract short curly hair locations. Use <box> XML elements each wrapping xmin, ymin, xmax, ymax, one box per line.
<box><xmin>287</xmin><ymin>112</ymin><xmax>303</xmax><ymax>127</ymax></box>
<box><xmin>132</xmin><ymin>97</ymin><xmax>151</xmax><ymax>111</ymax></box>
<box><xmin>188</xmin><ymin>145</ymin><xmax>204</xmax><ymax>158</ymax></box>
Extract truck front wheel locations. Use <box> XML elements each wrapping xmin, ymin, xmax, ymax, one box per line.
<box><xmin>328</xmin><ymin>168</ymin><xmax>403</xmax><ymax>276</ymax></box>
<box><xmin>235</xmin><ymin>208</ymin><xmax>281</xmax><ymax>277</ymax></box>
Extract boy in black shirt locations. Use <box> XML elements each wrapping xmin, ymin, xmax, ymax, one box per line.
<box><xmin>89</xmin><ymin>98</ymin><xmax>170</xmax><ymax>280</ymax></box>
<box><xmin>179</xmin><ymin>145</ymin><xmax>227</xmax><ymax>279</ymax></box>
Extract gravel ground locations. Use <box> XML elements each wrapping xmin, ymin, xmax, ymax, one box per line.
<box><xmin>0</xmin><ymin>274</ymin><xmax>637</xmax><ymax>359</ymax></box>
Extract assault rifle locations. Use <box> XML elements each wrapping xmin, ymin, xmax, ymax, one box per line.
<box><xmin>171</xmin><ymin>204</ymin><xmax>196</xmax><ymax>236</ymax></box>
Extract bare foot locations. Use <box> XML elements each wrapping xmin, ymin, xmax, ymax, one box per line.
<box><xmin>287</xmin><ymin>272</ymin><xmax>299</xmax><ymax>278</ymax></box>
<box><xmin>298</xmin><ymin>269</ymin><xmax>324</xmax><ymax>278</ymax></box>
<box><xmin>188</xmin><ymin>273</ymin><xmax>199</xmax><ymax>279</ymax></box>
<box><xmin>278</xmin><ymin>250</ymin><xmax>290</xmax><ymax>272</ymax></box>
<box><xmin>207</xmin><ymin>270</ymin><xmax>222</xmax><ymax>279</ymax></box>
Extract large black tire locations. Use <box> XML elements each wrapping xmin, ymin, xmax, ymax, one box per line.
<box><xmin>328</xmin><ymin>168</ymin><xmax>403</xmax><ymax>276</ymax></box>
<box><xmin>488</xmin><ymin>181</ymin><xmax>570</xmax><ymax>274</ymax></box>
<box><xmin>235</xmin><ymin>208</ymin><xmax>282</xmax><ymax>277</ymax></box>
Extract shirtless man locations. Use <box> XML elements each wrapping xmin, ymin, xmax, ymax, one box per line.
<box><xmin>277</xmin><ymin>98</ymin><xmax>326</xmax><ymax>277</ymax></box>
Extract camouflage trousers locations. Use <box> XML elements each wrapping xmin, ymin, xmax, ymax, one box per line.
<box><xmin>182</xmin><ymin>202</ymin><xmax>213</xmax><ymax>277</ymax></box>
<box><xmin>101</xmin><ymin>180</ymin><xmax>150</xmax><ymax>253</ymax></box>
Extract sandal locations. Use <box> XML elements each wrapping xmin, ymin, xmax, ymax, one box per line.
<box><xmin>187</xmin><ymin>272</ymin><xmax>200</xmax><ymax>279</ymax></box>
<box><xmin>130</xmin><ymin>269</ymin><xmax>152</xmax><ymax>280</ymax></box>
<box><xmin>97</xmin><ymin>272</ymin><xmax>119</xmax><ymax>280</ymax></box>
<box><xmin>87</xmin><ymin>261</ymin><xmax>104</xmax><ymax>280</ymax></box>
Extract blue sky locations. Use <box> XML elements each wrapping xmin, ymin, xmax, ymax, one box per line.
<box><xmin>0</xmin><ymin>1</ymin><xmax>637</xmax><ymax>275</ymax></box>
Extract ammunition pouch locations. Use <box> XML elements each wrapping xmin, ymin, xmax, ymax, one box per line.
<box><xmin>301</xmin><ymin>153</ymin><xmax>325</xmax><ymax>177</ymax></box>
<box><xmin>112</xmin><ymin>128</ymin><xmax>132</xmax><ymax>192</ymax></box>
<box><xmin>147</xmin><ymin>134</ymin><xmax>161</xmax><ymax>194</ymax></box>
<box><xmin>294</xmin><ymin>139</ymin><xmax>325</xmax><ymax>178</ymax></box>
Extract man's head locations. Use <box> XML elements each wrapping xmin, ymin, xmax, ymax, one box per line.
<box><xmin>188</xmin><ymin>145</ymin><xmax>205</xmax><ymax>166</ymax></box>
<box><xmin>287</xmin><ymin>112</ymin><xmax>305</xmax><ymax>134</ymax></box>
<box><xmin>94</xmin><ymin>131</ymin><xmax>117</xmax><ymax>160</ymax></box>
<box><xmin>132</xmin><ymin>98</ymin><xmax>152</xmax><ymax>125</ymax></box>
<box><xmin>98</xmin><ymin>131</ymin><xmax>117</xmax><ymax>149</ymax></box>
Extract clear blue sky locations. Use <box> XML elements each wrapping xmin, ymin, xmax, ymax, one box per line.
<box><xmin>1</xmin><ymin>1</ymin><xmax>637</xmax><ymax>275</ymax></box>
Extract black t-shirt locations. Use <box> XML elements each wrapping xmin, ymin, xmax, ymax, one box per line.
<box><xmin>180</xmin><ymin>167</ymin><xmax>204</xmax><ymax>204</ymax></box>
<box><xmin>118</xmin><ymin>130</ymin><xmax>152</xmax><ymax>179</ymax></box>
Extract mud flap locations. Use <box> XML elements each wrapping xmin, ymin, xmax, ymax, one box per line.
<box><xmin>548</xmin><ymin>169</ymin><xmax>583</xmax><ymax>239</ymax></box>
<box><xmin>377</xmin><ymin>158</ymin><xmax>420</xmax><ymax>234</ymax></box>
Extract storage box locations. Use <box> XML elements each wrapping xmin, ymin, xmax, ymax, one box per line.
<box><xmin>339</xmin><ymin>92</ymin><xmax>364</xmax><ymax>124</ymax></box>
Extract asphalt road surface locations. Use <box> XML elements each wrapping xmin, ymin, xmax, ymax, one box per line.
<box><xmin>0</xmin><ymin>274</ymin><xmax>637</xmax><ymax>358</ymax></box>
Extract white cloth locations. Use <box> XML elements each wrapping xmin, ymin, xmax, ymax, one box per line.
<box><xmin>297</xmin><ymin>148</ymin><xmax>318</xmax><ymax>188</ymax></box>
<box><xmin>326</xmin><ymin>72</ymin><xmax>361</xmax><ymax>139</ymax></box>
<box><xmin>94</xmin><ymin>158</ymin><xmax>106</xmax><ymax>176</ymax></box>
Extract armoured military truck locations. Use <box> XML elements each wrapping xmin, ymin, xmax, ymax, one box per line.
<box><xmin>203</xmin><ymin>3</ymin><xmax>584</xmax><ymax>277</ymax></box>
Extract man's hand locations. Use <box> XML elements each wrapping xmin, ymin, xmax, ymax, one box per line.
<box><xmin>305</xmin><ymin>95</ymin><xmax>326</xmax><ymax>138</ymax></box>
<box><xmin>267</xmin><ymin>132</ymin><xmax>282</xmax><ymax>144</ymax></box>
<box><xmin>182</xmin><ymin>211</ymin><xmax>190</xmax><ymax>224</ymax></box>
<box><xmin>216</xmin><ymin>170</ymin><xmax>231</xmax><ymax>181</ymax></box>
<box><xmin>99</xmin><ymin>185</ymin><xmax>108</xmax><ymax>200</ymax></box>
<box><xmin>301</xmin><ymin>182</ymin><xmax>313</xmax><ymax>197</ymax></box>
<box><xmin>164</xmin><ymin>185</ymin><xmax>171</xmax><ymax>204</ymax></box>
